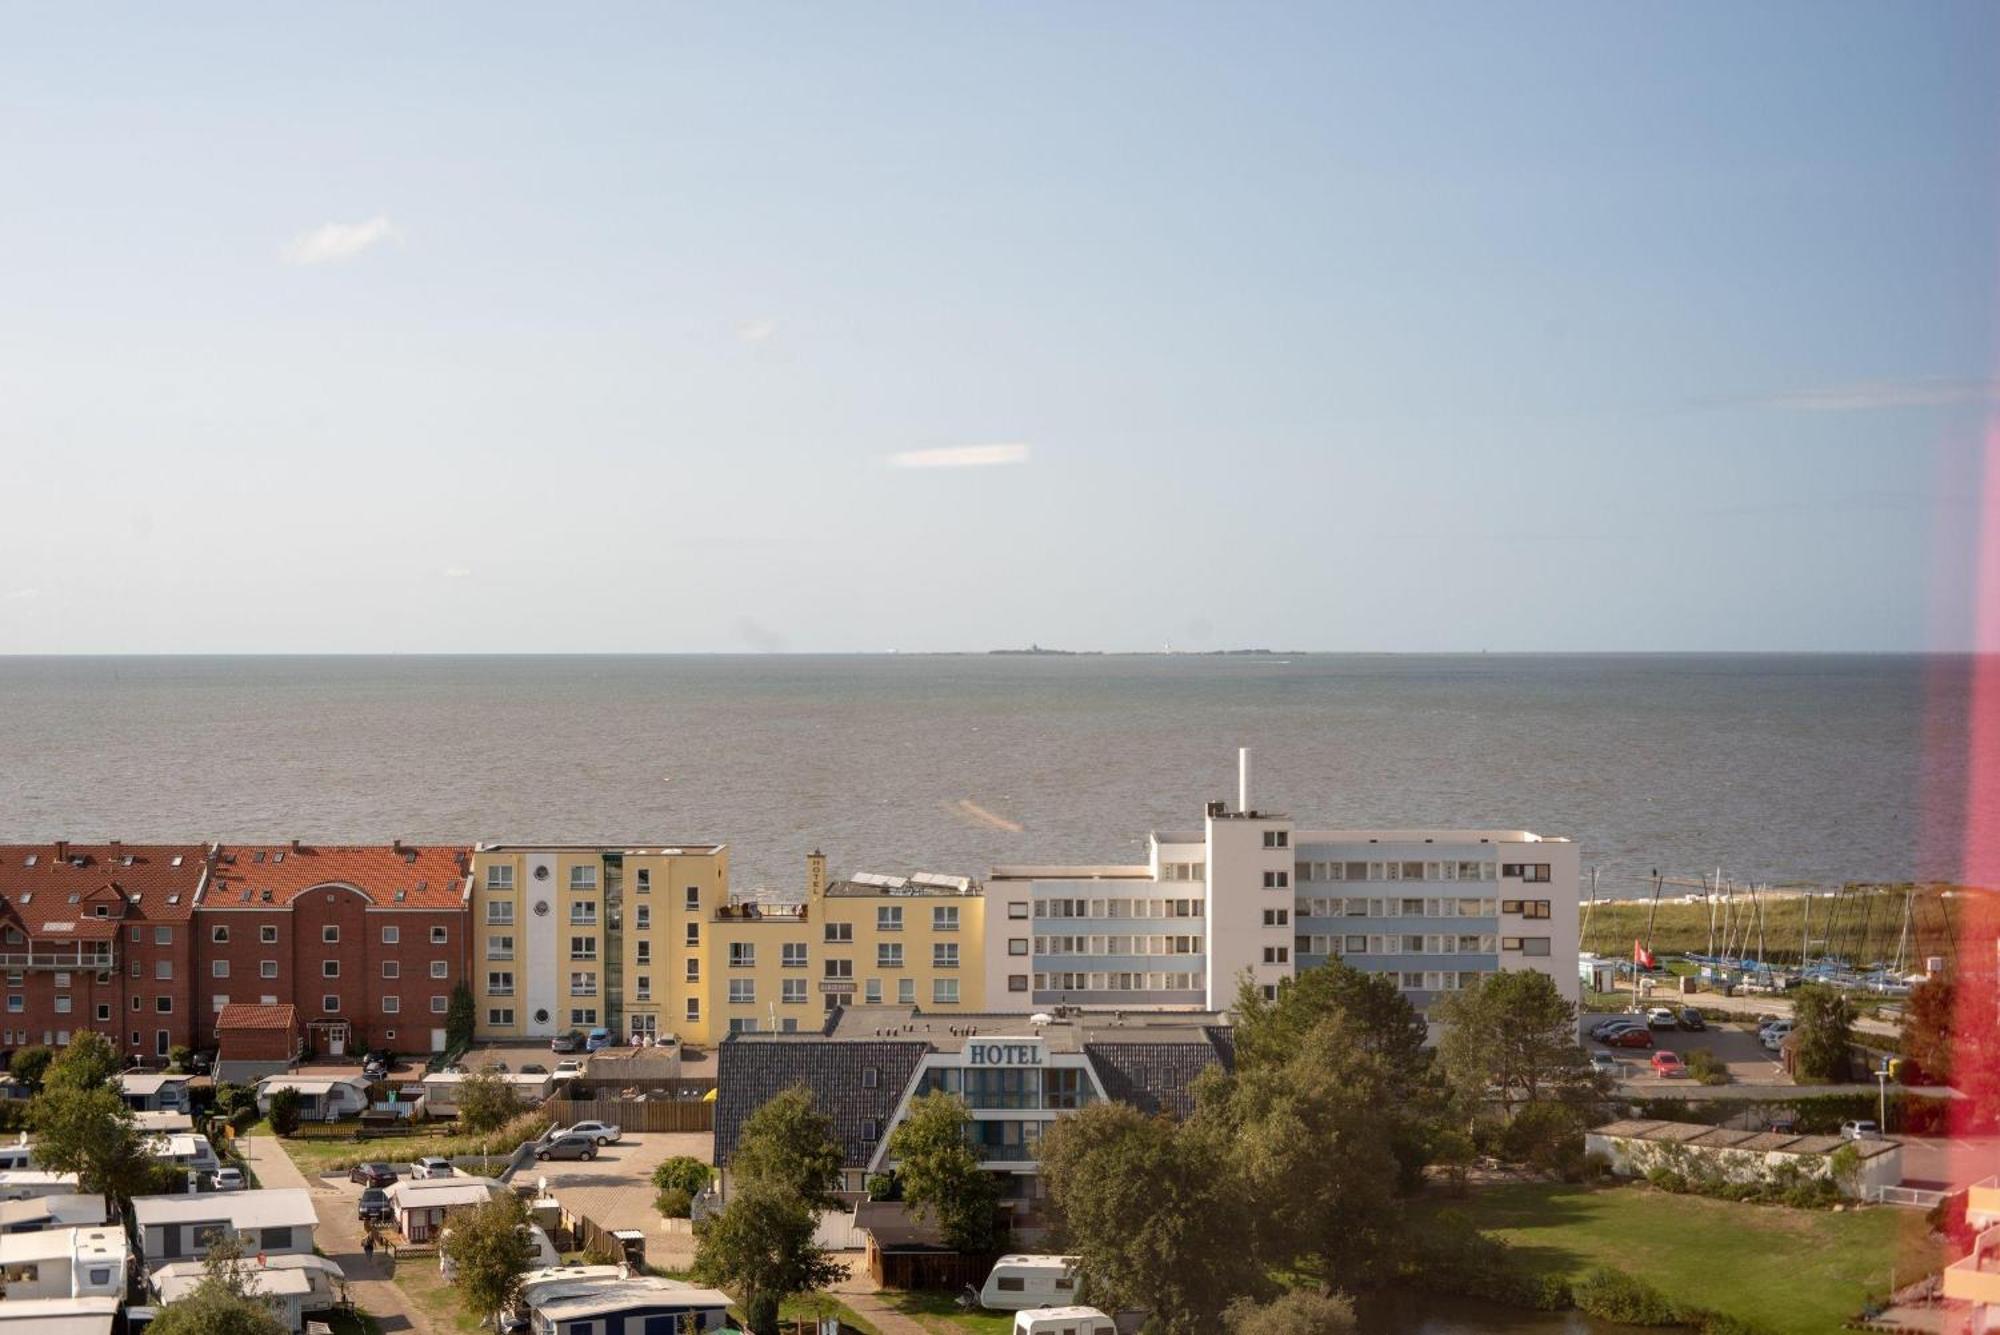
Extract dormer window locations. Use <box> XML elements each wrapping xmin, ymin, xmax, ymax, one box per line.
<box><xmin>94</xmin><ymin>905</ymin><xmax>108</xmax><ymax>918</ymax></box>
<box><xmin>862</xmin><ymin>1067</ymin><xmax>879</xmax><ymax>1089</ymax></box>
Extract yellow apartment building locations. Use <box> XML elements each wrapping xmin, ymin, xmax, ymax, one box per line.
<box><xmin>468</xmin><ymin>843</ymin><xmax>728</xmax><ymax>1044</ymax></box>
<box><xmin>708</xmin><ymin>851</ymin><xmax>987</xmax><ymax>1036</ymax></box>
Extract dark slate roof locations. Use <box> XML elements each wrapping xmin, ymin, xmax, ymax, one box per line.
<box><xmin>1082</xmin><ymin>1027</ymin><xmax>1233</xmax><ymax>1119</ymax></box>
<box><xmin>714</xmin><ymin>1039</ymin><xmax>928</xmax><ymax>1168</ymax></box>
<box><xmin>853</xmin><ymin>1200</ymin><xmax>951</xmax><ymax>1252</ymax></box>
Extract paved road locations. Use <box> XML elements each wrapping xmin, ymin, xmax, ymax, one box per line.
<box><xmin>240</xmin><ymin>1131</ymin><xmax>436</xmax><ymax>1335</ymax></box>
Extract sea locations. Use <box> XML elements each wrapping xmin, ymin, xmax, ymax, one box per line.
<box><xmin>0</xmin><ymin>654</ymin><xmax>1972</xmax><ymax>895</ymax></box>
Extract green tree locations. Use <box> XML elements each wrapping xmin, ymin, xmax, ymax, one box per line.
<box><xmin>1222</xmin><ymin>1289</ymin><xmax>1358</xmax><ymax>1334</ymax></box>
<box><xmin>144</xmin><ymin>1235</ymin><xmax>289</xmax><ymax>1335</ymax></box>
<box><xmin>1791</xmin><ymin>984</ymin><xmax>1857</xmax><ymax>1084</ymax></box>
<box><xmin>439</xmin><ymin>1192</ymin><xmax>536</xmax><ymax>1329</ymax></box>
<box><xmin>457</xmin><ymin>1064</ymin><xmax>523</xmax><ymax>1134</ymax></box>
<box><xmin>30</xmin><ymin>1036</ymin><xmax>159</xmax><ymax>1213</ymax></box>
<box><xmin>1902</xmin><ymin>976</ymin><xmax>1953</xmax><ymax>1082</ymax></box>
<box><xmin>8</xmin><ymin>1045</ymin><xmax>52</xmax><ymax>1090</ymax></box>
<box><xmin>727</xmin><ymin>1085</ymin><xmax>843</xmax><ymax>1209</ymax></box>
<box><xmin>691</xmin><ymin>1179</ymin><xmax>843</xmax><ymax>1335</ymax></box>
<box><xmin>45</xmin><ymin>1031</ymin><xmax>122</xmax><ymax>1093</ymax></box>
<box><xmin>1037</xmin><ymin>1101</ymin><xmax>1263</xmax><ymax>1335</ymax></box>
<box><xmin>266</xmin><ymin>1086</ymin><xmax>305</xmax><ymax>1136</ymax></box>
<box><xmin>1430</xmin><ymin>970</ymin><xmax>1597</xmax><ymax>1116</ymax></box>
<box><xmin>1198</xmin><ymin>1015</ymin><xmax>1403</xmax><ymax>1291</ymax></box>
<box><xmin>885</xmin><ymin>1090</ymin><xmax>1001</xmax><ymax>1254</ymax></box>
<box><xmin>445</xmin><ymin>982</ymin><xmax>477</xmax><ymax>1052</ymax></box>
<box><xmin>652</xmin><ymin>1155</ymin><xmax>712</xmax><ymax>1197</ymax></box>
<box><xmin>168</xmin><ymin>1044</ymin><xmax>194</xmax><ymax>1073</ymax></box>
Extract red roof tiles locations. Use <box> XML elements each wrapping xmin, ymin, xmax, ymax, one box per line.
<box><xmin>216</xmin><ymin>1002</ymin><xmax>299</xmax><ymax>1032</ymax></box>
<box><xmin>0</xmin><ymin>843</ymin><xmax>211</xmax><ymax>924</ymax></box>
<box><xmin>207</xmin><ymin>844</ymin><xmax>470</xmax><ymax>911</ymax></box>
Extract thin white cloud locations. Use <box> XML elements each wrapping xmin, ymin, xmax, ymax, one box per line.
<box><xmin>890</xmin><ymin>443</ymin><xmax>1031</xmax><ymax>469</ymax></box>
<box><xmin>282</xmin><ymin>216</ymin><xmax>401</xmax><ymax>266</ymax></box>
<box><xmin>441</xmin><ymin>567</ymin><xmax>472</xmax><ymax>579</ymax></box>
<box><xmin>736</xmin><ymin>319</ymin><xmax>779</xmax><ymax>344</ymax></box>
<box><xmin>1760</xmin><ymin>377</ymin><xmax>2000</xmax><ymax>412</ymax></box>
<box><xmin>2</xmin><ymin>588</ymin><xmax>39</xmax><ymax>601</ymax></box>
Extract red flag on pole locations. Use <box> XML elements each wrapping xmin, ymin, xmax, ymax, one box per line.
<box><xmin>1633</xmin><ymin>938</ymin><xmax>1657</xmax><ymax>970</ymax></box>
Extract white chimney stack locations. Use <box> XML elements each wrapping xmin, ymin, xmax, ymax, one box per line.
<box><xmin>1238</xmin><ymin>747</ymin><xmax>1252</xmax><ymax>814</ymax></box>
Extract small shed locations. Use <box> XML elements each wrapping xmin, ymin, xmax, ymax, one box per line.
<box><xmin>383</xmin><ymin>1176</ymin><xmax>504</xmax><ymax>1244</ymax></box>
<box><xmin>256</xmin><ymin>1075</ymin><xmax>371</xmax><ymax>1122</ymax></box>
<box><xmin>1585</xmin><ymin>1118</ymin><xmax>1904</xmax><ymax>1196</ymax></box>
<box><xmin>418</xmin><ymin>1070</ymin><xmax>555</xmax><ymax>1115</ymax></box>
<box><xmin>116</xmin><ymin>1073</ymin><xmax>193</xmax><ymax>1113</ymax></box>
<box><xmin>215</xmin><ymin>1003</ymin><xmax>303</xmax><ymax>1085</ymax></box>
<box><xmin>855</xmin><ymin>1199</ymin><xmax>990</xmax><ymax>1291</ymax></box>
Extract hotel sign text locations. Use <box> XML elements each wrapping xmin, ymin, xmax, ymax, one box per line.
<box><xmin>966</xmin><ymin>1040</ymin><xmax>1043</xmax><ymax>1067</ymax></box>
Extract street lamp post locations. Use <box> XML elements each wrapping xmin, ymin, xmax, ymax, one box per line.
<box><xmin>1875</xmin><ymin>1068</ymin><xmax>1889</xmax><ymax>1131</ymax></box>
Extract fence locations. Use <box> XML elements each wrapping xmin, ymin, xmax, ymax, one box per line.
<box><xmin>1864</xmin><ymin>1184</ymin><xmax>1947</xmax><ymax>1209</ymax></box>
<box><xmin>549</xmin><ymin>1097</ymin><xmax>711</xmax><ymax>1134</ymax></box>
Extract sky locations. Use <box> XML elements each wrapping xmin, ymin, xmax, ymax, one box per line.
<box><xmin>2</xmin><ymin>3</ymin><xmax>1997</xmax><ymax>654</ymax></box>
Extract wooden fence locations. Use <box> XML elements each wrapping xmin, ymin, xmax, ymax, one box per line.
<box><xmin>549</xmin><ymin>1097</ymin><xmax>711</xmax><ymax>1134</ymax></box>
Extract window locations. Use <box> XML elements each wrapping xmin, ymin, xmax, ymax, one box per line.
<box><xmin>634</xmin><ymin>905</ymin><xmax>650</xmax><ymax>930</ymax></box>
<box><xmin>685</xmin><ymin>998</ymin><xmax>700</xmax><ymax>1022</ymax></box>
<box><xmin>322</xmin><ymin>926</ymin><xmax>339</xmax><ymax>944</ymax></box>
<box><xmin>824</xmin><ymin>959</ymin><xmax>852</xmax><ymax>980</ymax></box>
<box><xmin>685</xmin><ymin>923</ymin><xmax>700</xmax><ymax>947</ymax></box>
<box><xmin>1009</xmin><ymin>974</ymin><xmax>1029</xmax><ymax>992</ymax></box>
<box><xmin>1501</xmin><ymin>863</ymin><xmax>1552</xmax><ymax>883</ymax></box>
<box><xmin>864</xmin><ymin>979</ymin><xmax>882</xmax><ymax>1003</ymax></box>
<box><xmin>430</xmin><ymin>926</ymin><xmax>447</xmax><ymax>945</ymax></box>
<box><xmin>429</xmin><ymin>961</ymin><xmax>447</xmax><ymax>978</ymax></box>
<box><xmin>933</xmin><ymin>943</ymin><xmax>958</xmax><ymax>969</ymax></box>
<box><xmin>781</xmin><ymin>943</ymin><xmax>807</xmax><ymax>968</ymax></box>
<box><xmin>322</xmin><ymin>960</ymin><xmax>340</xmax><ymax>978</ymax></box>
<box><xmin>1008</xmin><ymin>901</ymin><xmax>1029</xmax><ymax>920</ymax></box>
<box><xmin>486</xmin><ymin>901</ymin><xmax>515</xmax><ymax>925</ymax></box>
<box><xmin>488</xmin><ymin>1008</ymin><xmax>515</xmax><ymax>1027</ymax></box>
<box><xmin>322</xmin><ymin>995</ymin><xmax>339</xmax><ymax>1012</ymax></box>
<box><xmin>569</xmin><ymin>864</ymin><xmax>598</xmax><ymax>890</ymax></box>
<box><xmin>570</xmin><ymin>936</ymin><xmax>598</xmax><ymax>961</ymax></box>
<box><xmin>211</xmin><ymin>926</ymin><xmax>229</xmax><ymax>944</ymax></box>
<box><xmin>933</xmin><ymin>906</ymin><xmax>959</xmax><ymax>931</ymax></box>
<box><xmin>261</xmin><ymin>960</ymin><xmax>278</xmax><ymax>978</ymax></box>
<box><xmin>155</xmin><ymin>960</ymin><xmax>172</xmax><ymax>980</ymax></box>
<box><xmin>488</xmin><ymin>934</ymin><xmax>514</xmax><ymax>960</ymax></box>
<box><xmin>1262</xmin><ymin>908</ymin><xmax>1289</xmax><ymax>926</ymax></box>
<box><xmin>634</xmin><ymin>975</ymin><xmax>651</xmax><ymax>1000</ymax></box>
<box><xmin>825</xmin><ymin>922</ymin><xmax>853</xmax><ymax>944</ymax></box>
<box><xmin>486</xmin><ymin>866</ymin><xmax>514</xmax><ymax>890</ymax></box>
<box><xmin>877</xmin><ymin>907</ymin><xmax>902</xmax><ymax>932</ymax></box>
<box><xmin>685</xmin><ymin>958</ymin><xmax>700</xmax><ymax>982</ymax></box>
<box><xmin>728</xmin><ymin>1017</ymin><xmax>758</xmax><ymax>1035</ymax></box>
<box><xmin>1262</xmin><ymin>946</ymin><xmax>1289</xmax><ymax>964</ymax></box>
<box><xmin>570</xmin><ymin>1007</ymin><xmax>597</xmax><ymax>1026</ymax></box>
<box><xmin>685</xmin><ymin>886</ymin><xmax>701</xmax><ymax>911</ymax></box>
<box><xmin>260</xmin><ymin>925</ymin><xmax>278</xmax><ymax>944</ymax></box>
<box><xmin>1262</xmin><ymin>871</ymin><xmax>1289</xmax><ymax>889</ymax></box>
<box><xmin>570</xmin><ymin>901</ymin><xmax>598</xmax><ymax>926</ymax></box>
<box><xmin>1520</xmin><ymin>937</ymin><xmax>1552</xmax><ymax>956</ymax></box>
<box><xmin>1008</xmin><ymin>938</ymin><xmax>1028</xmax><ymax>956</ymax></box>
<box><xmin>154</xmin><ymin>926</ymin><xmax>171</xmax><ymax>945</ymax></box>
<box><xmin>877</xmin><ymin>943</ymin><xmax>903</xmax><ymax>969</ymax></box>
<box><xmin>53</xmin><ymin>996</ymin><xmax>70</xmax><ymax>1014</ymax></box>
<box><xmin>488</xmin><ymin>971</ymin><xmax>515</xmax><ymax>995</ymax></box>
<box><xmin>211</xmin><ymin>960</ymin><xmax>229</xmax><ymax>978</ymax></box>
<box><xmin>383</xmin><ymin>996</ymin><xmax>400</xmax><ymax>1014</ymax></box>
<box><xmin>729</xmin><ymin>979</ymin><xmax>755</xmax><ymax>1005</ymax></box>
<box><xmin>569</xmin><ymin>972</ymin><xmax>597</xmax><ymax>997</ymax></box>
<box><xmin>729</xmin><ymin>943</ymin><xmax>755</xmax><ymax>968</ymax></box>
<box><xmin>96</xmin><ymin>1003</ymin><xmax>110</xmax><ymax>1021</ymax></box>
<box><xmin>1263</xmin><ymin>830</ymin><xmax>1289</xmax><ymax>848</ymax></box>
<box><xmin>933</xmin><ymin>978</ymin><xmax>959</xmax><ymax>1005</ymax></box>
<box><xmin>4</xmin><ymin>998</ymin><xmax>18</xmax><ymax>1014</ymax></box>
<box><xmin>782</xmin><ymin>978</ymin><xmax>806</xmax><ymax>1004</ymax></box>
<box><xmin>897</xmin><ymin>978</ymin><xmax>915</xmax><ymax>1005</ymax></box>
<box><xmin>635</xmin><ymin>869</ymin><xmax>650</xmax><ymax>893</ymax></box>
<box><xmin>381</xmin><ymin>925</ymin><xmax>400</xmax><ymax>945</ymax></box>
<box><xmin>381</xmin><ymin>961</ymin><xmax>400</xmax><ymax>979</ymax></box>
<box><xmin>636</xmin><ymin>942</ymin><xmax>651</xmax><ymax>964</ymax></box>
<box><xmin>430</xmin><ymin>995</ymin><xmax>448</xmax><ymax>1013</ymax></box>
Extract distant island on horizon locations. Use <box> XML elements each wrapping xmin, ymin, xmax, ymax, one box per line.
<box><xmin>989</xmin><ymin>645</ymin><xmax>1293</xmax><ymax>657</ymax></box>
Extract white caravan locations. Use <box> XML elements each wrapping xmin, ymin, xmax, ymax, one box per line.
<box><xmin>1013</xmin><ymin>1309</ymin><xmax>1115</xmax><ymax>1335</ymax></box>
<box><xmin>980</xmin><ymin>1254</ymin><xmax>1081</xmax><ymax>1311</ymax></box>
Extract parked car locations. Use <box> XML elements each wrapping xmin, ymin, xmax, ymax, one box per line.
<box><xmin>552</xmin><ymin>1120</ymin><xmax>621</xmax><ymax>1146</ymax></box>
<box><xmin>1646</xmin><ymin>1007</ymin><xmax>1678</xmax><ymax>1030</ymax></box>
<box><xmin>1650</xmin><ymin>1051</ymin><xmax>1687</xmax><ymax>1078</ymax></box>
<box><xmin>188</xmin><ymin>1051</ymin><xmax>214</xmax><ymax>1074</ymax></box>
<box><xmin>361</xmin><ymin>1053</ymin><xmax>389</xmax><ymax>1080</ymax></box>
<box><xmin>1757</xmin><ymin>1018</ymin><xmax>1793</xmax><ymax>1039</ymax></box>
<box><xmin>1678</xmin><ymin>1007</ymin><xmax>1706</xmax><ymax>1031</ymax></box>
<box><xmin>1840</xmin><ymin>1119</ymin><xmax>1881</xmax><ymax>1141</ymax></box>
<box><xmin>410</xmin><ymin>1156</ymin><xmax>453</xmax><ymax>1180</ymax></box>
<box><xmin>358</xmin><ymin>1188</ymin><xmax>392</xmax><ymax>1222</ymax></box>
<box><xmin>585</xmin><ymin>1028</ymin><xmax>614</xmax><ymax>1053</ymax></box>
<box><xmin>348</xmin><ymin>1162</ymin><xmax>397</xmax><ymax>1188</ymax></box>
<box><xmin>1760</xmin><ymin>1022</ymin><xmax>1794</xmax><ymax>1052</ymax></box>
<box><xmin>535</xmin><ymin>1134</ymin><xmax>598</xmax><ymax>1162</ymax></box>
<box><xmin>1589</xmin><ymin>1015</ymin><xmax>1641</xmax><ymax>1039</ymax></box>
<box><xmin>1767</xmin><ymin>1113</ymin><xmax>1799</xmax><ymax>1134</ymax></box>
<box><xmin>519</xmin><ymin>1063</ymin><xmax>548</xmax><ymax>1075</ymax></box>
<box><xmin>553</xmin><ymin>1059</ymin><xmax>584</xmax><ymax>1079</ymax></box>
<box><xmin>210</xmin><ymin>1166</ymin><xmax>245</xmax><ymax>1191</ymax></box>
<box><xmin>550</xmin><ymin>1030</ymin><xmax>585</xmax><ymax>1054</ymax></box>
<box><xmin>1605</xmin><ymin>1026</ymin><xmax>1655</xmax><ymax>1049</ymax></box>
<box><xmin>1589</xmin><ymin>1052</ymin><xmax>1621</xmax><ymax>1076</ymax></box>
<box><xmin>1594</xmin><ymin>1021</ymin><xmax>1646</xmax><ymax>1044</ymax></box>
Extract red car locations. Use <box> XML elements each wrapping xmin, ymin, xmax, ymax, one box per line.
<box><xmin>1650</xmin><ymin>1050</ymin><xmax>1686</xmax><ymax>1077</ymax></box>
<box><xmin>1606</xmin><ymin>1026</ymin><xmax>1654</xmax><ymax>1049</ymax></box>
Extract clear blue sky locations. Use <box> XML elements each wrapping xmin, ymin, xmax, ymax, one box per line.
<box><xmin>3</xmin><ymin>3</ymin><xmax>1996</xmax><ymax>653</ymax></box>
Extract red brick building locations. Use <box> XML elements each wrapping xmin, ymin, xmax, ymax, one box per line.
<box><xmin>0</xmin><ymin>843</ymin><xmax>211</xmax><ymax>1062</ymax></box>
<box><xmin>195</xmin><ymin>843</ymin><xmax>473</xmax><ymax>1058</ymax></box>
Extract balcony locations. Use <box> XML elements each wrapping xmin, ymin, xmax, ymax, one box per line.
<box><xmin>0</xmin><ymin>948</ymin><xmax>116</xmax><ymax>971</ymax></box>
<box><xmin>715</xmin><ymin>902</ymin><xmax>807</xmax><ymax>922</ymax></box>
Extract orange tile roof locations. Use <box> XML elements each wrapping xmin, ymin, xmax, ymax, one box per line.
<box><xmin>208</xmin><ymin>844</ymin><xmax>470</xmax><ymax>910</ymax></box>
<box><xmin>0</xmin><ymin>844</ymin><xmax>211</xmax><ymax>924</ymax></box>
<box><xmin>216</xmin><ymin>1002</ymin><xmax>299</xmax><ymax>1032</ymax></box>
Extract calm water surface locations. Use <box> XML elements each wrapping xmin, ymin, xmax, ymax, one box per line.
<box><xmin>0</xmin><ymin>654</ymin><xmax>1970</xmax><ymax>893</ymax></box>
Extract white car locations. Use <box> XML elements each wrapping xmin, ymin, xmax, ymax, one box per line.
<box><xmin>1645</xmin><ymin>1007</ymin><xmax>1678</xmax><ymax>1029</ymax></box>
<box><xmin>553</xmin><ymin>1059</ymin><xmax>585</xmax><ymax>1079</ymax></box>
<box><xmin>210</xmin><ymin>1166</ymin><xmax>245</xmax><ymax>1191</ymax></box>
<box><xmin>409</xmin><ymin>1156</ymin><xmax>453</xmax><ymax>1179</ymax></box>
<box><xmin>554</xmin><ymin>1121</ymin><xmax>621</xmax><ymax>1146</ymax></box>
<box><xmin>1840</xmin><ymin>1119</ymin><xmax>1881</xmax><ymax>1140</ymax></box>
<box><xmin>1760</xmin><ymin>1021</ymin><xmax>1794</xmax><ymax>1051</ymax></box>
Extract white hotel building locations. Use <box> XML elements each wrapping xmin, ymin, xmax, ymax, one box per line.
<box><xmin>979</xmin><ymin>750</ymin><xmax>1581</xmax><ymax>1016</ymax></box>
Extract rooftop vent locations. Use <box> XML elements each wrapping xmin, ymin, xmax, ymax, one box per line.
<box><xmin>253</xmin><ymin>851</ymin><xmax>265</xmax><ymax>864</ymax></box>
<box><xmin>21</xmin><ymin>856</ymin><xmax>34</xmax><ymax>868</ymax></box>
<box><xmin>170</xmin><ymin>856</ymin><xmax>182</xmax><ymax>868</ymax></box>
<box><xmin>166</xmin><ymin>895</ymin><xmax>180</xmax><ymax>906</ymax></box>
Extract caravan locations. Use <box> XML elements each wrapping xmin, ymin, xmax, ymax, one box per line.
<box><xmin>980</xmin><ymin>1255</ymin><xmax>1081</xmax><ymax>1311</ymax></box>
<box><xmin>1013</xmin><ymin>1309</ymin><xmax>1115</xmax><ymax>1335</ymax></box>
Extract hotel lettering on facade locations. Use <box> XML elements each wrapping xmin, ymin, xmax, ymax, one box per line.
<box><xmin>0</xmin><ymin>754</ymin><xmax>1579</xmax><ymax>1056</ymax></box>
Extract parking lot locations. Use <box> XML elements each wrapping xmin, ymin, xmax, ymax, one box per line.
<box><xmin>1582</xmin><ymin>1008</ymin><xmax>1792</xmax><ymax>1088</ymax></box>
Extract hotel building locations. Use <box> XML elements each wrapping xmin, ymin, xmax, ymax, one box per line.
<box><xmin>981</xmin><ymin>750</ymin><xmax>1580</xmax><ymax>1016</ymax></box>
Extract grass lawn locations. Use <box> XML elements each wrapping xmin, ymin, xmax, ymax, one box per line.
<box><xmin>393</xmin><ymin>1259</ymin><xmax>488</xmax><ymax>1334</ymax></box>
<box><xmin>323</xmin><ymin>1313</ymin><xmax>384</xmax><ymax>1335</ymax></box>
<box><xmin>884</xmin><ymin>1289</ymin><xmax>1014</xmax><ymax>1333</ymax></box>
<box><xmin>776</xmin><ymin>1294</ymin><xmax>882</xmax><ymax>1334</ymax></box>
<box><xmin>1430</xmin><ymin>1181</ymin><xmax>1942</xmax><ymax>1335</ymax></box>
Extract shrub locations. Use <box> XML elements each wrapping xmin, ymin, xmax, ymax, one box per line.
<box><xmin>1684</xmin><ymin>1048</ymin><xmax>1729</xmax><ymax>1086</ymax></box>
<box><xmin>655</xmin><ymin>1186</ymin><xmax>694</xmax><ymax>1219</ymax></box>
<box><xmin>864</xmin><ymin>1172</ymin><xmax>899</xmax><ymax>1200</ymax></box>
<box><xmin>652</xmin><ymin>1155</ymin><xmax>712</xmax><ymax>1197</ymax></box>
<box><xmin>167</xmin><ymin>1045</ymin><xmax>193</xmax><ymax>1073</ymax></box>
<box><xmin>1501</xmin><ymin>1102</ymin><xmax>1586</xmax><ymax>1177</ymax></box>
<box><xmin>319</xmin><ymin>1108</ymin><xmax>555</xmax><ymax>1175</ymax></box>
<box><xmin>266</xmin><ymin>1087</ymin><xmax>304</xmax><ymax>1136</ymax></box>
<box><xmin>1572</xmin><ymin>1266</ymin><xmax>1680</xmax><ymax>1325</ymax></box>
<box><xmin>1398</xmin><ymin>1208</ymin><xmax>1568</xmax><ymax>1310</ymax></box>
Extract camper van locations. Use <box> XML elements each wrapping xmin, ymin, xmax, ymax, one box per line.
<box><xmin>980</xmin><ymin>1255</ymin><xmax>1082</xmax><ymax>1311</ymax></box>
<box><xmin>1013</xmin><ymin>1308</ymin><xmax>1115</xmax><ymax>1335</ymax></box>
